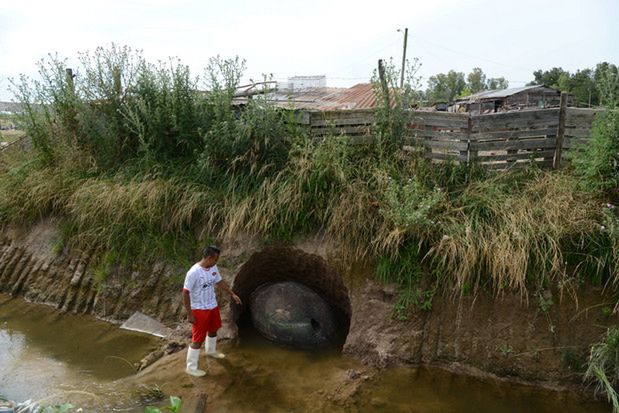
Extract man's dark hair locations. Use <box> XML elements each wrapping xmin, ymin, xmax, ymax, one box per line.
<box><xmin>202</xmin><ymin>245</ymin><xmax>221</xmax><ymax>258</ymax></box>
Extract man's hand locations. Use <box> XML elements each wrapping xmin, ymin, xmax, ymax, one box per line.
<box><xmin>187</xmin><ymin>312</ymin><xmax>195</xmax><ymax>324</ymax></box>
<box><xmin>231</xmin><ymin>293</ymin><xmax>242</xmax><ymax>305</ymax></box>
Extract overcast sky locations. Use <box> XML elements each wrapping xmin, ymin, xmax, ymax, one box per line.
<box><xmin>0</xmin><ymin>0</ymin><xmax>617</xmax><ymax>100</ymax></box>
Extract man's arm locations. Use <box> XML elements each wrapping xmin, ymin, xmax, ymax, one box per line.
<box><xmin>183</xmin><ymin>289</ymin><xmax>195</xmax><ymax>323</ymax></box>
<box><xmin>216</xmin><ymin>280</ymin><xmax>242</xmax><ymax>305</ymax></box>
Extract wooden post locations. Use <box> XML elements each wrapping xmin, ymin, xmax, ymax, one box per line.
<box><xmin>378</xmin><ymin>59</ymin><xmax>390</xmax><ymax>109</ymax></box>
<box><xmin>113</xmin><ymin>66</ymin><xmax>122</xmax><ymax>97</ymax></box>
<box><xmin>399</xmin><ymin>28</ymin><xmax>408</xmax><ymax>89</ymax></box>
<box><xmin>553</xmin><ymin>92</ymin><xmax>568</xmax><ymax>169</ymax></box>
<box><xmin>65</xmin><ymin>68</ymin><xmax>75</xmax><ymax>94</ymax></box>
<box><xmin>466</xmin><ymin>114</ymin><xmax>475</xmax><ymax>164</ymax></box>
<box><xmin>64</xmin><ymin>68</ymin><xmax>78</xmax><ymax>137</ymax></box>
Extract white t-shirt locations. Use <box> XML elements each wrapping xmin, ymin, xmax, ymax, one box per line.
<box><xmin>183</xmin><ymin>263</ymin><xmax>222</xmax><ymax>310</ymax></box>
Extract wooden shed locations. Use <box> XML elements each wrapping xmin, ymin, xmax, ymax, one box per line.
<box><xmin>453</xmin><ymin>85</ymin><xmax>574</xmax><ymax>114</ymax></box>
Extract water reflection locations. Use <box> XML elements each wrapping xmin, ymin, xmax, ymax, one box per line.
<box><xmin>0</xmin><ymin>294</ymin><xmax>611</xmax><ymax>413</ymax></box>
<box><xmin>355</xmin><ymin>366</ymin><xmax>610</xmax><ymax>413</ymax></box>
<box><xmin>0</xmin><ymin>294</ymin><xmax>159</xmax><ymax>405</ymax></box>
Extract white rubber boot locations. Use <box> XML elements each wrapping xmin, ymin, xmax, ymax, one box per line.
<box><xmin>206</xmin><ymin>336</ymin><xmax>225</xmax><ymax>359</ymax></box>
<box><xmin>186</xmin><ymin>346</ymin><xmax>206</xmax><ymax>376</ymax></box>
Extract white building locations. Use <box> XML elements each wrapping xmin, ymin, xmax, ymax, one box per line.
<box><xmin>279</xmin><ymin>75</ymin><xmax>327</xmax><ymax>91</ymax></box>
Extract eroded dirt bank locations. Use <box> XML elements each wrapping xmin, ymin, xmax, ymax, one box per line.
<box><xmin>0</xmin><ymin>219</ymin><xmax>615</xmax><ymax>395</ymax></box>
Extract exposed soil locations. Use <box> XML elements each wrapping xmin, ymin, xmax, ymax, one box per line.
<box><xmin>0</xmin><ymin>219</ymin><xmax>616</xmax><ymax>401</ymax></box>
<box><xmin>344</xmin><ymin>276</ymin><xmax>615</xmax><ymax>386</ymax></box>
<box><xmin>132</xmin><ymin>345</ymin><xmax>375</xmax><ymax>413</ymax></box>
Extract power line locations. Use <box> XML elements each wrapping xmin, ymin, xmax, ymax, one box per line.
<box><xmin>338</xmin><ymin>38</ymin><xmax>401</xmax><ymax>72</ymax></box>
<box><xmin>413</xmin><ymin>36</ymin><xmax>532</xmax><ymax>72</ymax></box>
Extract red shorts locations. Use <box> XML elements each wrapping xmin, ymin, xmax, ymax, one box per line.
<box><xmin>191</xmin><ymin>307</ymin><xmax>222</xmax><ymax>343</ymax></box>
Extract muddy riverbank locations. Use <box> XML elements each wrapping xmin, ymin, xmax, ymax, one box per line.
<box><xmin>134</xmin><ymin>326</ymin><xmax>610</xmax><ymax>413</ymax></box>
<box><xmin>2</xmin><ymin>294</ymin><xmax>609</xmax><ymax>412</ymax></box>
<box><xmin>0</xmin><ymin>219</ymin><xmax>616</xmax><ymax>407</ymax></box>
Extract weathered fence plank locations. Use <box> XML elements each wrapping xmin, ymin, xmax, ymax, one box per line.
<box><xmin>470</xmin><ymin>109</ymin><xmax>559</xmax><ymax>131</ymax></box>
<box><xmin>476</xmin><ymin>150</ymin><xmax>556</xmax><ymax>162</ymax></box>
<box><xmin>471</xmin><ymin>128</ymin><xmax>557</xmax><ymax>142</ymax></box>
<box><xmin>409</xmin><ymin>112</ymin><xmax>469</xmax><ymax>129</ymax></box>
<box><xmin>406</xmin><ymin>129</ymin><xmax>469</xmax><ymax>140</ymax></box>
<box><xmin>300</xmin><ymin>106</ymin><xmax>600</xmax><ymax>170</ymax></box>
<box><xmin>565</xmin><ymin>107</ymin><xmax>603</xmax><ymax>127</ymax></box>
<box><xmin>553</xmin><ymin>92</ymin><xmax>569</xmax><ymax>169</ymax></box>
<box><xmin>404</xmin><ymin>137</ymin><xmax>469</xmax><ymax>151</ymax></box>
<box><xmin>564</xmin><ymin>127</ymin><xmax>592</xmax><ymax>139</ymax></box>
<box><xmin>470</xmin><ymin>137</ymin><xmax>557</xmax><ymax>151</ymax></box>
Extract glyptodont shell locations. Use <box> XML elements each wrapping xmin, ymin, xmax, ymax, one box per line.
<box><xmin>249</xmin><ymin>281</ymin><xmax>339</xmax><ymax>350</ymax></box>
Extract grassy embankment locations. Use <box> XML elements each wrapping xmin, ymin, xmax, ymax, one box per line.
<box><xmin>1</xmin><ymin>45</ymin><xmax>619</xmax><ymax>407</ymax></box>
<box><xmin>1</xmin><ymin>46</ymin><xmax>618</xmax><ymax>301</ymax></box>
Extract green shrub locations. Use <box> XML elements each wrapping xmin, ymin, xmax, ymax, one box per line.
<box><xmin>572</xmin><ymin>110</ymin><xmax>619</xmax><ymax>193</ymax></box>
<box><xmin>145</xmin><ymin>395</ymin><xmax>181</xmax><ymax>413</ymax></box>
<box><xmin>5</xmin><ymin>44</ymin><xmax>619</xmax><ymax>308</ymax></box>
<box><xmin>380</xmin><ymin>176</ymin><xmax>445</xmax><ymax>233</ymax></box>
<box><xmin>586</xmin><ymin>327</ymin><xmax>619</xmax><ymax>412</ymax></box>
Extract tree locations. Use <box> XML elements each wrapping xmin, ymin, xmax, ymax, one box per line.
<box><xmin>487</xmin><ymin>77</ymin><xmax>508</xmax><ymax>90</ymax></box>
<box><xmin>426</xmin><ymin>70</ymin><xmax>466</xmax><ymax>103</ymax></box>
<box><xmin>528</xmin><ymin>63</ymin><xmax>618</xmax><ymax>107</ymax></box>
<box><xmin>528</xmin><ymin>67</ymin><xmax>570</xmax><ymax>87</ymax></box>
<box><xmin>426</xmin><ymin>68</ymin><xmax>509</xmax><ymax>102</ymax></box>
<box><xmin>564</xmin><ymin>68</ymin><xmax>596</xmax><ymax>107</ymax></box>
<box><xmin>467</xmin><ymin>67</ymin><xmax>487</xmax><ymax>94</ymax></box>
<box><xmin>594</xmin><ymin>62</ymin><xmax>619</xmax><ymax>108</ymax></box>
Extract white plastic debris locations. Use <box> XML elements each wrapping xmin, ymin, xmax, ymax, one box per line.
<box><xmin>120</xmin><ymin>311</ymin><xmax>171</xmax><ymax>338</ymax></box>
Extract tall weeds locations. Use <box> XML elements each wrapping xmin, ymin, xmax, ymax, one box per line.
<box><xmin>586</xmin><ymin>327</ymin><xmax>619</xmax><ymax>413</ymax></box>
<box><xmin>3</xmin><ymin>45</ymin><xmax>619</xmax><ymax>299</ymax></box>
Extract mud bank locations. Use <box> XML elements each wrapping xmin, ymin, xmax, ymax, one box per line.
<box><xmin>0</xmin><ymin>219</ymin><xmax>615</xmax><ymax>392</ymax></box>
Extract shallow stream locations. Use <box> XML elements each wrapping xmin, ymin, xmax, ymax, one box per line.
<box><xmin>0</xmin><ymin>294</ymin><xmax>160</xmax><ymax>411</ymax></box>
<box><xmin>0</xmin><ymin>294</ymin><xmax>612</xmax><ymax>412</ymax></box>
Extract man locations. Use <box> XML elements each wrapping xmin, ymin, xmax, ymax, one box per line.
<box><xmin>183</xmin><ymin>245</ymin><xmax>242</xmax><ymax>377</ymax></box>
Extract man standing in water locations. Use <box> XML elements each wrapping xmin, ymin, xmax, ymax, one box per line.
<box><xmin>183</xmin><ymin>245</ymin><xmax>242</xmax><ymax>377</ymax></box>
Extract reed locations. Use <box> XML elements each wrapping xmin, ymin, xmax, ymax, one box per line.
<box><xmin>2</xmin><ymin>44</ymin><xmax>619</xmax><ymax>300</ymax></box>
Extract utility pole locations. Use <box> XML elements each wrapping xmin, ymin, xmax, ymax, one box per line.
<box><xmin>378</xmin><ymin>59</ymin><xmax>390</xmax><ymax>109</ymax></box>
<box><xmin>399</xmin><ymin>27</ymin><xmax>408</xmax><ymax>89</ymax></box>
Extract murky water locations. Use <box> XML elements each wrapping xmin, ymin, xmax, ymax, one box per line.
<box><xmin>0</xmin><ymin>294</ymin><xmax>612</xmax><ymax>412</ymax></box>
<box><xmin>0</xmin><ymin>294</ymin><xmax>160</xmax><ymax>409</ymax></box>
<box><xmin>355</xmin><ymin>367</ymin><xmax>609</xmax><ymax>413</ymax></box>
<box><xmin>205</xmin><ymin>326</ymin><xmax>611</xmax><ymax>413</ymax></box>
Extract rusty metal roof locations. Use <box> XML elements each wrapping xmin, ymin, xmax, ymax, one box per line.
<box><xmin>268</xmin><ymin>83</ymin><xmax>380</xmax><ymax>110</ymax></box>
<box><xmin>232</xmin><ymin>83</ymin><xmax>396</xmax><ymax>111</ymax></box>
<box><xmin>324</xmin><ymin>83</ymin><xmax>378</xmax><ymax>109</ymax></box>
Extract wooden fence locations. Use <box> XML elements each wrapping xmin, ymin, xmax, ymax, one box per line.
<box><xmin>297</xmin><ymin>97</ymin><xmax>603</xmax><ymax>170</ymax></box>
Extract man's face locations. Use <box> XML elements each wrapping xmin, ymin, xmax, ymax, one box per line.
<box><xmin>204</xmin><ymin>253</ymin><xmax>219</xmax><ymax>267</ymax></box>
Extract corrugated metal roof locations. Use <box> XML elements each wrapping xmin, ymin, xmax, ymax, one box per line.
<box><xmin>279</xmin><ymin>87</ymin><xmax>348</xmax><ymax>110</ymax></box>
<box><xmin>242</xmin><ymin>83</ymin><xmax>381</xmax><ymax>110</ymax></box>
<box><xmin>457</xmin><ymin>85</ymin><xmax>557</xmax><ymax>102</ymax></box>
<box><xmin>233</xmin><ymin>83</ymin><xmax>398</xmax><ymax>110</ymax></box>
<box><xmin>296</xmin><ymin>83</ymin><xmax>396</xmax><ymax>110</ymax></box>
<box><xmin>325</xmin><ymin>83</ymin><xmax>378</xmax><ymax>109</ymax></box>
